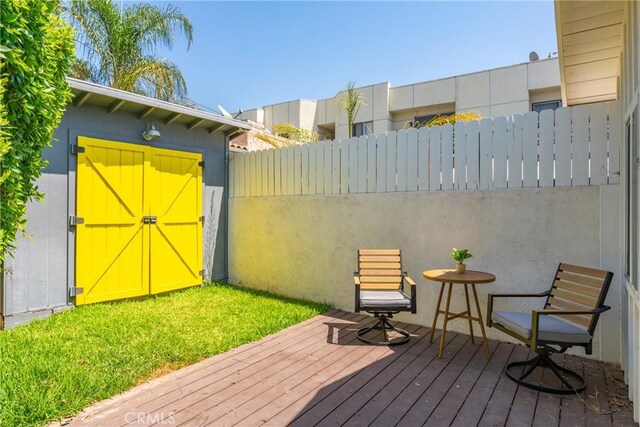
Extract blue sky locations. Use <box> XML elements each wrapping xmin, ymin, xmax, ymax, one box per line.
<box><xmin>152</xmin><ymin>1</ymin><xmax>558</xmax><ymax>113</ymax></box>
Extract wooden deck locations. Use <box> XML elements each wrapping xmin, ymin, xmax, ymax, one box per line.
<box><xmin>64</xmin><ymin>310</ymin><xmax>636</xmax><ymax>427</ymax></box>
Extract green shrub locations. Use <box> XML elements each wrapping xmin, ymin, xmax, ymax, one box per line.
<box><xmin>0</xmin><ymin>0</ymin><xmax>75</xmax><ymax>262</ymax></box>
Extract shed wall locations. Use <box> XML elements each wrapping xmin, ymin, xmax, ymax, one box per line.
<box><xmin>2</xmin><ymin>104</ymin><xmax>229</xmax><ymax>327</ymax></box>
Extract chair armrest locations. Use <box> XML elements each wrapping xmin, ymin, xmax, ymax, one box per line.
<box><xmin>487</xmin><ymin>290</ymin><xmax>551</xmax><ymax>328</ymax></box>
<box><xmin>490</xmin><ymin>291</ymin><xmax>551</xmax><ymax>299</ymax></box>
<box><xmin>354</xmin><ymin>272</ymin><xmax>361</xmax><ymax>313</ymax></box>
<box><xmin>536</xmin><ymin>306</ymin><xmax>611</xmax><ymax>317</ymax></box>
<box><xmin>529</xmin><ymin>306</ymin><xmax>611</xmax><ymax>349</ymax></box>
<box><xmin>402</xmin><ymin>273</ymin><xmax>417</xmax><ymax>313</ymax></box>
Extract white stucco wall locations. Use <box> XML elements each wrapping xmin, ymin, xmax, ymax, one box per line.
<box><xmin>228</xmin><ymin>185</ymin><xmax>621</xmax><ymax>362</ymax></box>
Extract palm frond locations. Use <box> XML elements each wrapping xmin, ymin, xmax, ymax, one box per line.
<box><xmin>126</xmin><ymin>57</ymin><xmax>188</xmax><ymax>101</ymax></box>
<box><xmin>62</xmin><ymin>0</ymin><xmax>192</xmax><ymax>101</ymax></box>
<box><xmin>130</xmin><ymin>4</ymin><xmax>193</xmax><ymax>54</ymax></box>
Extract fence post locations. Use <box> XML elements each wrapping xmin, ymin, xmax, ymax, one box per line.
<box><xmin>609</xmin><ymin>100</ymin><xmax>622</xmax><ymax>184</ymax></box>
<box><xmin>454</xmin><ymin>121</ymin><xmax>467</xmax><ymax>190</ymax></box>
<box><xmin>466</xmin><ymin>120</ymin><xmax>480</xmax><ymax>190</ymax></box>
<box><xmin>493</xmin><ymin>116</ymin><xmax>508</xmax><ymax>189</ymax></box>
<box><xmin>429</xmin><ymin>126</ymin><xmax>441</xmax><ymax>191</ymax></box>
<box><xmin>572</xmin><ymin>104</ymin><xmax>590</xmax><ymax>186</ymax></box>
<box><xmin>590</xmin><ymin>102</ymin><xmax>608</xmax><ymax>186</ymax></box>
<box><xmin>538</xmin><ymin>110</ymin><xmax>554</xmax><ymax>188</ymax></box>
<box><xmin>386</xmin><ymin>131</ymin><xmax>398</xmax><ymax>192</ymax></box>
<box><xmin>480</xmin><ymin>118</ymin><xmax>493</xmax><ymax>190</ymax></box>
<box><xmin>555</xmin><ymin>107</ymin><xmax>571</xmax><ymax>187</ymax></box>
<box><xmin>522</xmin><ymin>112</ymin><xmax>539</xmax><ymax>188</ymax></box>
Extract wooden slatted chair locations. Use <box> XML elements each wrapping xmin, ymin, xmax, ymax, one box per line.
<box><xmin>487</xmin><ymin>263</ymin><xmax>613</xmax><ymax>394</ymax></box>
<box><xmin>354</xmin><ymin>249</ymin><xmax>417</xmax><ymax>346</ymax></box>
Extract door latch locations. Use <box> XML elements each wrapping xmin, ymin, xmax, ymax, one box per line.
<box><xmin>143</xmin><ymin>216</ymin><xmax>158</xmax><ymax>224</ymax></box>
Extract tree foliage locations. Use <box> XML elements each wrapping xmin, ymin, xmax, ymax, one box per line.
<box><xmin>253</xmin><ymin>123</ymin><xmax>319</xmax><ymax>148</ymax></box>
<box><xmin>64</xmin><ymin>0</ymin><xmax>193</xmax><ymax>102</ymax></box>
<box><xmin>0</xmin><ymin>0</ymin><xmax>75</xmax><ymax>262</ymax></box>
<box><xmin>416</xmin><ymin>111</ymin><xmax>483</xmax><ymax>128</ymax></box>
<box><xmin>273</xmin><ymin>123</ymin><xmax>318</xmax><ymax>143</ymax></box>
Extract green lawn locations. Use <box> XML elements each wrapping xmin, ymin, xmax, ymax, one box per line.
<box><xmin>0</xmin><ymin>282</ymin><xmax>330</xmax><ymax>427</ymax></box>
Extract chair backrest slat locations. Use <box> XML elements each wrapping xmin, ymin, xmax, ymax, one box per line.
<box><xmin>556</xmin><ymin>271</ymin><xmax>604</xmax><ymax>288</ymax></box>
<box><xmin>546</xmin><ymin>263</ymin><xmax>613</xmax><ymax>333</ymax></box>
<box><xmin>359</xmin><ymin>249</ymin><xmax>401</xmax><ymax>255</ymax></box>
<box><xmin>360</xmin><ymin>269</ymin><xmax>402</xmax><ymax>276</ymax></box>
<box><xmin>358</xmin><ymin>249</ymin><xmax>403</xmax><ymax>291</ymax></box>
<box><xmin>359</xmin><ymin>262</ymin><xmax>402</xmax><ymax>270</ymax></box>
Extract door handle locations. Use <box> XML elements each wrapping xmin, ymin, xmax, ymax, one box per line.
<box><xmin>143</xmin><ymin>216</ymin><xmax>158</xmax><ymax>224</ymax></box>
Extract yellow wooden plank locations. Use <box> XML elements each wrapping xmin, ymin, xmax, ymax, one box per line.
<box><xmin>359</xmin><ymin>255</ymin><xmax>401</xmax><ymax>262</ymax></box>
<box><xmin>359</xmin><ymin>262</ymin><xmax>402</xmax><ymax>270</ymax></box>
<box><xmin>359</xmin><ymin>249</ymin><xmax>400</xmax><ymax>255</ymax></box>
<box><xmin>360</xmin><ymin>276</ymin><xmax>402</xmax><ymax>283</ymax></box>
<box><xmin>360</xmin><ymin>284</ymin><xmax>402</xmax><ymax>290</ymax></box>
<box><xmin>359</xmin><ymin>269</ymin><xmax>402</xmax><ymax>276</ymax></box>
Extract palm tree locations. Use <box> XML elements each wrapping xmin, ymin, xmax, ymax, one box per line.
<box><xmin>65</xmin><ymin>0</ymin><xmax>193</xmax><ymax>102</ymax></box>
<box><xmin>337</xmin><ymin>81</ymin><xmax>363</xmax><ymax>138</ymax></box>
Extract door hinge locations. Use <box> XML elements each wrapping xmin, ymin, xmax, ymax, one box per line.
<box><xmin>69</xmin><ymin>216</ymin><xmax>84</xmax><ymax>226</ymax></box>
<box><xmin>70</xmin><ymin>145</ymin><xmax>85</xmax><ymax>155</ymax></box>
<box><xmin>69</xmin><ymin>287</ymin><xmax>84</xmax><ymax>297</ymax></box>
<box><xmin>198</xmin><ymin>161</ymin><xmax>205</xmax><ymax>168</ymax></box>
<box><xmin>199</xmin><ymin>269</ymin><xmax>205</xmax><ymax>277</ymax></box>
<box><xmin>199</xmin><ymin>215</ymin><xmax>205</xmax><ymax>223</ymax></box>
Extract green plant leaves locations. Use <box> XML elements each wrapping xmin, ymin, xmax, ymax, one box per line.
<box><xmin>0</xmin><ymin>0</ymin><xmax>75</xmax><ymax>263</ymax></box>
<box><xmin>451</xmin><ymin>248</ymin><xmax>473</xmax><ymax>263</ymax></box>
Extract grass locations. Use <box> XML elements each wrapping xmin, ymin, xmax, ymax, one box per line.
<box><xmin>0</xmin><ymin>282</ymin><xmax>330</xmax><ymax>426</ymax></box>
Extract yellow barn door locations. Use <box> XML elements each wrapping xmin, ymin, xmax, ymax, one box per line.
<box><xmin>75</xmin><ymin>137</ymin><xmax>203</xmax><ymax>305</ymax></box>
<box><xmin>75</xmin><ymin>137</ymin><xmax>149</xmax><ymax>305</ymax></box>
<box><xmin>149</xmin><ymin>148</ymin><xmax>203</xmax><ymax>294</ymax></box>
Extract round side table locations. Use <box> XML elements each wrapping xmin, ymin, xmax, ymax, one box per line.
<box><xmin>423</xmin><ymin>269</ymin><xmax>495</xmax><ymax>358</ymax></box>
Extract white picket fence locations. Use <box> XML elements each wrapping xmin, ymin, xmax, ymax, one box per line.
<box><xmin>229</xmin><ymin>101</ymin><xmax>621</xmax><ymax>198</ymax></box>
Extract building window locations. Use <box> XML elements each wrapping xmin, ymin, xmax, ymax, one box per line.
<box><xmin>413</xmin><ymin>113</ymin><xmax>454</xmax><ymax>127</ymax></box>
<box><xmin>532</xmin><ymin>100</ymin><xmax>561</xmax><ymax>113</ymax></box>
<box><xmin>352</xmin><ymin>121</ymin><xmax>373</xmax><ymax>137</ymax></box>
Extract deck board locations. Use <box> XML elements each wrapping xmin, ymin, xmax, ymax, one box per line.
<box><xmin>63</xmin><ymin>310</ymin><xmax>637</xmax><ymax>427</ymax></box>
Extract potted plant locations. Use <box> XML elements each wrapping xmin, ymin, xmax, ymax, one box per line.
<box><xmin>452</xmin><ymin>248</ymin><xmax>473</xmax><ymax>274</ymax></box>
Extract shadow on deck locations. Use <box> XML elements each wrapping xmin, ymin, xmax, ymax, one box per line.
<box><xmin>62</xmin><ymin>310</ymin><xmax>636</xmax><ymax>427</ymax></box>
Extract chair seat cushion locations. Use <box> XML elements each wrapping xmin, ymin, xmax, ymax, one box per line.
<box><xmin>492</xmin><ymin>311</ymin><xmax>591</xmax><ymax>344</ymax></box>
<box><xmin>360</xmin><ymin>290</ymin><xmax>412</xmax><ymax>308</ymax></box>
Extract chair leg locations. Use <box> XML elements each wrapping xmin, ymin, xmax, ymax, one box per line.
<box><xmin>505</xmin><ymin>350</ymin><xmax>586</xmax><ymax>394</ymax></box>
<box><xmin>357</xmin><ymin>314</ymin><xmax>410</xmax><ymax>346</ymax></box>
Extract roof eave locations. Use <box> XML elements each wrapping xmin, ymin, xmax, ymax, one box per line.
<box><xmin>66</xmin><ymin>78</ymin><xmax>252</xmax><ymax>133</ymax></box>
<box><xmin>554</xmin><ymin>0</ymin><xmax>624</xmax><ymax>106</ymax></box>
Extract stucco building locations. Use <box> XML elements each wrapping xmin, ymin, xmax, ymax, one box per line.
<box><xmin>241</xmin><ymin>57</ymin><xmax>561</xmax><ymax>140</ymax></box>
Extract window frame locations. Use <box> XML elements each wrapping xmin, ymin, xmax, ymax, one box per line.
<box><xmin>531</xmin><ymin>100</ymin><xmax>562</xmax><ymax>113</ymax></box>
<box><xmin>351</xmin><ymin>121</ymin><xmax>373</xmax><ymax>137</ymax></box>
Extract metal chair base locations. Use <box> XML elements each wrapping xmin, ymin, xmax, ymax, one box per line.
<box><xmin>505</xmin><ymin>351</ymin><xmax>586</xmax><ymax>394</ymax></box>
<box><xmin>357</xmin><ymin>314</ymin><xmax>410</xmax><ymax>346</ymax></box>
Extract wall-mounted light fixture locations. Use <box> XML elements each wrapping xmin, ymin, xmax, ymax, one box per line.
<box><xmin>142</xmin><ymin>122</ymin><xmax>161</xmax><ymax>141</ymax></box>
